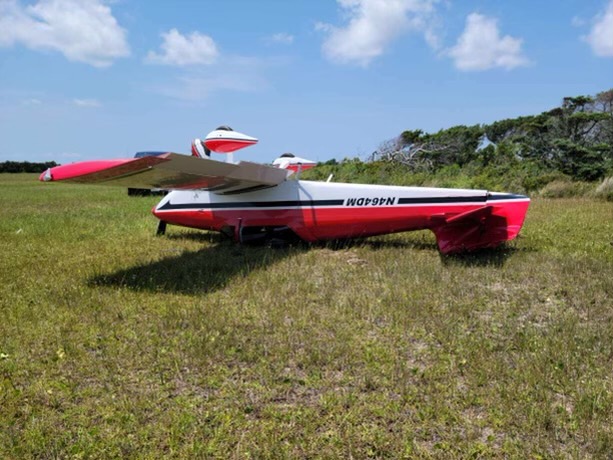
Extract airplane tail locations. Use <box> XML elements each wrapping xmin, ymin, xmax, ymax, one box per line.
<box><xmin>431</xmin><ymin>194</ymin><xmax>530</xmax><ymax>254</ymax></box>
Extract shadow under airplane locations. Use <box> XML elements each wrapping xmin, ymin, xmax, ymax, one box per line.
<box><xmin>440</xmin><ymin>240</ymin><xmax>533</xmax><ymax>268</ymax></box>
<box><xmin>90</xmin><ymin>231</ymin><xmax>523</xmax><ymax>295</ymax></box>
<box><xmin>90</xmin><ymin>237</ymin><xmax>305</xmax><ymax>295</ymax></box>
<box><xmin>322</xmin><ymin>234</ymin><xmax>523</xmax><ymax>267</ymax></box>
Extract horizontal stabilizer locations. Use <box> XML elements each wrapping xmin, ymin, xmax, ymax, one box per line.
<box><xmin>444</xmin><ymin>205</ymin><xmax>492</xmax><ymax>224</ymax></box>
<box><xmin>40</xmin><ymin>153</ymin><xmax>289</xmax><ymax>194</ymax></box>
<box><xmin>431</xmin><ymin>205</ymin><xmax>509</xmax><ymax>254</ymax></box>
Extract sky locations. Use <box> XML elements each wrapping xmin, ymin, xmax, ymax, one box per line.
<box><xmin>0</xmin><ymin>0</ymin><xmax>612</xmax><ymax>165</ymax></box>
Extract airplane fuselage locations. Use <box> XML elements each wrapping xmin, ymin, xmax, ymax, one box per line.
<box><xmin>153</xmin><ymin>180</ymin><xmax>530</xmax><ymax>253</ymax></box>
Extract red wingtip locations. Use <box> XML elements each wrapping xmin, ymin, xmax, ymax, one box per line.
<box><xmin>39</xmin><ymin>168</ymin><xmax>52</xmax><ymax>182</ymax></box>
<box><xmin>38</xmin><ymin>159</ymin><xmax>137</xmax><ymax>182</ymax></box>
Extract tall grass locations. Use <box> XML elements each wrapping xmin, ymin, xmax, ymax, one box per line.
<box><xmin>1</xmin><ymin>174</ymin><xmax>613</xmax><ymax>458</ymax></box>
<box><xmin>594</xmin><ymin>177</ymin><xmax>613</xmax><ymax>201</ymax></box>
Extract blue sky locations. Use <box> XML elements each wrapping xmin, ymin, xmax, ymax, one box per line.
<box><xmin>1</xmin><ymin>0</ymin><xmax>612</xmax><ymax>164</ymax></box>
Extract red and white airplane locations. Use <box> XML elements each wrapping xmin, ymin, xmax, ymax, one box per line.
<box><xmin>40</xmin><ymin>126</ymin><xmax>530</xmax><ymax>254</ymax></box>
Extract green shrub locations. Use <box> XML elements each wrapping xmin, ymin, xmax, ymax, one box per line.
<box><xmin>539</xmin><ymin>179</ymin><xmax>594</xmax><ymax>198</ymax></box>
<box><xmin>520</xmin><ymin>169</ymin><xmax>568</xmax><ymax>193</ymax></box>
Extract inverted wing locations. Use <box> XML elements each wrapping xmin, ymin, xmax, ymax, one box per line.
<box><xmin>40</xmin><ymin>153</ymin><xmax>289</xmax><ymax>194</ymax></box>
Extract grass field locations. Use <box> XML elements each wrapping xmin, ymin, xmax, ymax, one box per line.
<box><xmin>1</xmin><ymin>173</ymin><xmax>613</xmax><ymax>459</ymax></box>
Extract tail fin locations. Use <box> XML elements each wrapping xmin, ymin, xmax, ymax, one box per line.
<box><xmin>431</xmin><ymin>198</ymin><xmax>530</xmax><ymax>254</ymax></box>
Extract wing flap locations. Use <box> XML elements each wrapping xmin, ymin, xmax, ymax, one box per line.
<box><xmin>41</xmin><ymin>153</ymin><xmax>289</xmax><ymax>192</ymax></box>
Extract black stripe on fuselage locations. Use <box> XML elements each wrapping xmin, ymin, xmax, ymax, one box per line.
<box><xmin>397</xmin><ymin>196</ymin><xmax>487</xmax><ymax>204</ymax></box>
<box><xmin>157</xmin><ymin>193</ymin><xmax>528</xmax><ymax>211</ymax></box>
<box><xmin>486</xmin><ymin>193</ymin><xmax>529</xmax><ymax>201</ymax></box>
<box><xmin>158</xmin><ymin>199</ymin><xmax>344</xmax><ymax>210</ymax></box>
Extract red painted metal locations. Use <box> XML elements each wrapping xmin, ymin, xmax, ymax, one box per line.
<box><xmin>153</xmin><ymin>199</ymin><xmax>530</xmax><ymax>254</ymax></box>
<box><xmin>285</xmin><ymin>163</ymin><xmax>316</xmax><ymax>173</ymax></box>
<box><xmin>40</xmin><ymin>151</ymin><xmax>530</xmax><ymax>254</ymax></box>
<box><xmin>39</xmin><ymin>159</ymin><xmax>136</xmax><ymax>181</ymax></box>
<box><xmin>203</xmin><ymin>138</ymin><xmax>257</xmax><ymax>153</ymax></box>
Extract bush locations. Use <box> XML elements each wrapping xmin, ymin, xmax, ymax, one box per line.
<box><xmin>539</xmin><ymin>179</ymin><xmax>594</xmax><ymax>198</ymax></box>
<box><xmin>521</xmin><ymin>170</ymin><xmax>567</xmax><ymax>192</ymax></box>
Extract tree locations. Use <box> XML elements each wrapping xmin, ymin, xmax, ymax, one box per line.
<box><xmin>371</xmin><ymin>125</ymin><xmax>484</xmax><ymax>171</ymax></box>
<box><xmin>372</xmin><ymin>88</ymin><xmax>613</xmax><ymax>182</ymax></box>
<box><xmin>551</xmin><ymin>140</ymin><xmax>608</xmax><ymax>181</ymax></box>
<box><xmin>0</xmin><ymin>161</ymin><xmax>58</xmax><ymax>173</ymax></box>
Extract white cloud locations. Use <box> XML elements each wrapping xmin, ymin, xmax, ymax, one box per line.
<box><xmin>0</xmin><ymin>0</ymin><xmax>129</xmax><ymax>67</ymax></box>
<box><xmin>268</xmin><ymin>32</ymin><xmax>294</xmax><ymax>45</ymax></box>
<box><xmin>584</xmin><ymin>0</ymin><xmax>613</xmax><ymax>57</ymax></box>
<box><xmin>146</xmin><ymin>28</ymin><xmax>218</xmax><ymax>66</ymax></box>
<box><xmin>317</xmin><ymin>0</ymin><xmax>439</xmax><ymax>67</ymax></box>
<box><xmin>151</xmin><ymin>56</ymin><xmax>274</xmax><ymax>102</ymax></box>
<box><xmin>449</xmin><ymin>13</ymin><xmax>529</xmax><ymax>71</ymax></box>
<box><xmin>22</xmin><ymin>98</ymin><xmax>42</xmax><ymax>105</ymax></box>
<box><xmin>571</xmin><ymin>16</ymin><xmax>586</xmax><ymax>28</ymax></box>
<box><xmin>145</xmin><ymin>28</ymin><xmax>270</xmax><ymax>101</ymax></box>
<box><xmin>73</xmin><ymin>98</ymin><xmax>101</xmax><ymax>107</ymax></box>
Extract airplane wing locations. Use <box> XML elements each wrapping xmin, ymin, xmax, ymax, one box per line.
<box><xmin>40</xmin><ymin>153</ymin><xmax>290</xmax><ymax>194</ymax></box>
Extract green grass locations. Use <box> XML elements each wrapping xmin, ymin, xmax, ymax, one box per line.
<box><xmin>1</xmin><ymin>173</ymin><xmax>613</xmax><ymax>459</ymax></box>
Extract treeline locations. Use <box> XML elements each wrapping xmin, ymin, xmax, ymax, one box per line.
<box><xmin>304</xmin><ymin>89</ymin><xmax>613</xmax><ymax>198</ymax></box>
<box><xmin>0</xmin><ymin>161</ymin><xmax>58</xmax><ymax>173</ymax></box>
